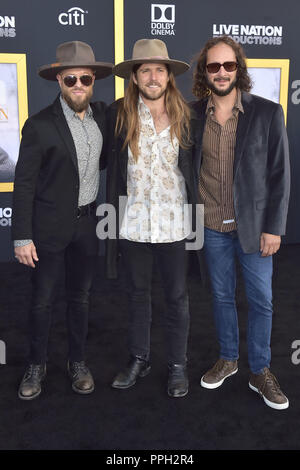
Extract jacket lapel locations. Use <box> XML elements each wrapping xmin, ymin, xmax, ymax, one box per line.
<box><xmin>91</xmin><ymin>102</ymin><xmax>106</xmax><ymax>135</ymax></box>
<box><xmin>234</xmin><ymin>92</ymin><xmax>255</xmax><ymax>178</ymax></box>
<box><xmin>118</xmin><ymin>130</ymin><xmax>128</xmax><ymax>186</ymax></box>
<box><xmin>189</xmin><ymin>100</ymin><xmax>207</xmax><ymax>176</ymax></box>
<box><xmin>52</xmin><ymin>96</ymin><xmax>79</xmax><ymax>172</ymax></box>
<box><xmin>178</xmin><ymin>146</ymin><xmax>189</xmax><ymax>180</ymax></box>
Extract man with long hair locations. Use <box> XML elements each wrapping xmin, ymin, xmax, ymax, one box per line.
<box><xmin>106</xmin><ymin>39</ymin><xmax>198</xmax><ymax>397</ymax></box>
<box><xmin>191</xmin><ymin>36</ymin><xmax>290</xmax><ymax>409</ymax></box>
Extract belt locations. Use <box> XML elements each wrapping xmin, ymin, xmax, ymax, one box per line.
<box><xmin>76</xmin><ymin>201</ymin><xmax>97</xmax><ymax>218</ymax></box>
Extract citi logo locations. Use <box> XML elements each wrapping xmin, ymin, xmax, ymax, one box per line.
<box><xmin>151</xmin><ymin>4</ymin><xmax>175</xmax><ymax>23</ymax></box>
<box><xmin>58</xmin><ymin>7</ymin><xmax>88</xmax><ymax>26</ymax></box>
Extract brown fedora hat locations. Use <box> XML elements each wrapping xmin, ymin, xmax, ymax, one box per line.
<box><xmin>113</xmin><ymin>39</ymin><xmax>190</xmax><ymax>79</ymax></box>
<box><xmin>38</xmin><ymin>41</ymin><xmax>113</xmax><ymax>81</ymax></box>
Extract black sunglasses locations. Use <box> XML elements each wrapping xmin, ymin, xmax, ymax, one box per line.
<box><xmin>62</xmin><ymin>74</ymin><xmax>94</xmax><ymax>87</ymax></box>
<box><xmin>206</xmin><ymin>62</ymin><xmax>238</xmax><ymax>73</ymax></box>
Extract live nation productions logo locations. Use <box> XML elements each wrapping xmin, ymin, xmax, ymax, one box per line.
<box><xmin>0</xmin><ymin>15</ymin><xmax>16</xmax><ymax>38</ymax></box>
<box><xmin>150</xmin><ymin>4</ymin><xmax>175</xmax><ymax>36</ymax></box>
<box><xmin>213</xmin><ymin>24</ymin><xmax>283</xmax><ymax>45</ymax></box>
<box><xmin>58</xmin><ymin>7</ymin><xmax>88</xmax><ymax>26</ymax></box>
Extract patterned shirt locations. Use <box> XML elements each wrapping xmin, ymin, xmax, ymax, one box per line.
<box><xmin>120</xmin><ymin>96</ymin><xmax>190</xmax><ymax>243</ymax></box>
<box><xmin>199</xmin><ymin>89</ymin><xmax>244</xmax><ymax>232</ymax></box>
<box><xmin>60</xmin><ymin>95</ymin><xmax>102</xmax><ymax>206</ymax></box>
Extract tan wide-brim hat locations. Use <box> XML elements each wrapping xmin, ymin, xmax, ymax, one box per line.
<box><xmin>113</xmin><ymin>39</ymin><xmax>190</xmax><ymax>79</ymax></box>
<box><xmin>38</xmin><ymin>41</ymin><xmax>113</xmax><ymax>81</ymax></box>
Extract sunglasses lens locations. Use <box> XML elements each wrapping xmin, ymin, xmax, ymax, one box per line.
<box><xmin>63</xmin><ymin>75</ymin><xmax>77</xmax><ymax>87</ymax></box>
<box><xmin>62</xmin><ymin>75</ymin><xmax>93</xmax><ymax>87</ymax></box>
<box><xmin>206</xmin><ymin>62</ymin><xmax>237</xmax><ymax>73</ymax></box>
<box><xmin>80</xmin><ymin>75</ymin><xmax>93</xmax><ymax>86</ymax></box>
<box><xmin>206</xmin><ymin>63</ymin><xmax>221</xmax><ymax>73</ymax></box>
<box><xmin>223</xmin><ymin>62</ymin><xmax>237</xmax><ymax>72</ymax></box>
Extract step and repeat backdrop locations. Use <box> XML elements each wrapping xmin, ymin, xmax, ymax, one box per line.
<box><xmin>0</xmin><ymin>0</ymin><xmax>299</xmax><ymax>261</ymax></box>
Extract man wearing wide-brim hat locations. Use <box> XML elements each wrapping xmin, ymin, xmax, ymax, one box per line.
<box><xmin>106</xmin><ymin>39</ymin><xmax>200</xmax><ymax>397</ymax></box>
<box><xmin>12</xmin><ymin>41</ymin><xmax>112</xmax><ymax>400</ymax></box>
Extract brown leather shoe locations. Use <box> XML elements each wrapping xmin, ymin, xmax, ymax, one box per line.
<box><xmin>201</xmin><ymin>358</ymin><xmax>238</xmax><ymax>389</ymax></box>
<box><xmin>68</xmin><ymin>361</ymin><xmax>94</xmax><ymax>394</ymax></box>
<box><xmin>18</xmin><ymin>364</ymin><xmax>46</xmax><ymax>400</ymax></box>
<box><xmin>249</xmin><ymin>367</ymin><xmax>289</xmax><ymax>410</ymax></box>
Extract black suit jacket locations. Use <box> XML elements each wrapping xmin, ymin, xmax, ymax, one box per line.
<box><xmin>190</xmin><ymin>92</ymin><xmax>290</xmax><ymax>253</ymax></box>
<box><xmin>12</xmin><ymin>95</ymin><xmax>107</xmax><ymax>252</ymax></box>
<box><xmin>105</xmin><ymin>99</ymin><xmax>200</xmax><ymax>279</ymax></box>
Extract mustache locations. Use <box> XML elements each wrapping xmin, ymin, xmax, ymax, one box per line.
<box><xmin>214</xmin><ymin>77</ymin><xmax>230</xmax><ymax>82</ymax></box>
<box><xmin>146</xmin><ymin>81</ymin><xmax>161</xmax><ymax>87</ymax></box>
<box><xmin>71</xmin><ymin>87</ymin><xmax>87</xmax><ymax>92</ymax></box>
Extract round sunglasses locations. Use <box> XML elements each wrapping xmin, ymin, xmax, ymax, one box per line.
<box><xmin>206</xmin><ymin>62</ymin><xmax>238</xmax><ymax>74</ymax></box>
<box><xmin>62</xmin><ymin>74</ymin><xmax>94</xmax><ymax>88</ymax></box>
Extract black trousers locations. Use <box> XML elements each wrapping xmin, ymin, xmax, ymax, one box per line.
<box><xmin>29</xmin><ymin>212</ymin><xmax>98</xmax><ymax>364</ymax></box>
<box><xmin>119</xmin><ymin>238</ymin><xmax>190</xmax><ymax>365</ymax></box>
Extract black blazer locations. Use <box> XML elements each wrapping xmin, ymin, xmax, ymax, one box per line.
<box><xmin>190</xmin><ymin>92</ymin><xmax>291</xmax><ymax>253</ymax></box>
<box><xmin>12</xmin><ymin>95</ymin><xmax>107</xmax><ymax>252</ymax></box>
<box><xmin>105</xmin><ymin>99</ymin><xmax>200</xmax><ymax>279</ymax></box>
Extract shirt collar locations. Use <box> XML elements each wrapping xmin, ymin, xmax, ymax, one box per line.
<box><xmin>60</xmin><ymin>94</ymin><xmax>93</xmax><ymax>120</ymax></box>
<box><xmin>138</xmin><ymin>95</ymin><xmax>151</xmax><ymax>115</ymax></box>
<box><xmin>206</xmin><ymin>88</ymin><xmax>244</xmax><ymax>116</ymax></box>
<box><xmin>137</xmin><ymin>94</ymin><xmax>171</xmax><ymax>137</ymax></box>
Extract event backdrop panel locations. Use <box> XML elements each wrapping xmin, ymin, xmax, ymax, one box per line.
<box><xmin>0</xmin><ymin>0</ymin><xmax>115</xmax><ymax>261</ymax></box>
<box><xmin>0</xmin><ymin>0</ymin><xmax>300</xmax><ymax>262</ymax></box>
<box><xmin>123</xmin><ymin>0</ymin><xmax>300</xmax><ymax>245</ymax></box>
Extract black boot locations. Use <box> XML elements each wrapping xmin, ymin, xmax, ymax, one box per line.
<box><xmin>18</xmin><ymin>364</ymin><xmax>46</xmax><ymax>400</ymax></box>
<box><xmin>68</xmin><ymin>361</ymin><xmax>95</xmax><ymax>394</ymax></box>
<box><xmin>111</xmin><ymin>356</ymin><xmax>151</xmax><ymax>389</ymax></box>
<box><xmin>168</xmin><ymin>363</ymin><xmax>188</xmax><ymax>398</ymax></box>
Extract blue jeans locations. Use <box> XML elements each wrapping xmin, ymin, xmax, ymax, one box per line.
<box><xmin>204</xmin><ymin>228</ymin><xmax>273</xmax><ymax>374</ymax></box>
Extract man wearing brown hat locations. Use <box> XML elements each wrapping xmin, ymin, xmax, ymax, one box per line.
<box><xmin>106</xmin><ymin>39</ymin><xmax>199</xmax><ymax>397</ymax></box>
<box><xmin>12</xmin><ymin>41</ymin><xmax>112</xmax><ymax>400</ymax></box>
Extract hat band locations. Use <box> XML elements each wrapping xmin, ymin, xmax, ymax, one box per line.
<box><xmin>134</xmin><ymin>55</ymin><xmax>169</xmax><ymax>61</ymax></box>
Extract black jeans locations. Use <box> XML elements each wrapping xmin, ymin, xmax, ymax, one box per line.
<box><xmin>29</xmin><ymin>213</ymin><xmax>98</xmax><ymax>364</ymax></box>
<box><xmin>119</xmin><ymin>238</ymin><xmax>190</xmax><ymax>365</ymax></box>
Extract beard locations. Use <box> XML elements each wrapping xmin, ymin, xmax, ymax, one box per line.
<box><xmin>62</xmin><ymin>88</ymin><xmax>92</xmax><ymax>113</ymax></box>
<box><xmin>138</xmin><ymin>82</ymin><xmax>167</xmax><ymax>101</ymax></box>
<box><xmin>207</xmin><ymin>77</ymin><xmax>237</xmax><ymax>97</ymax></box>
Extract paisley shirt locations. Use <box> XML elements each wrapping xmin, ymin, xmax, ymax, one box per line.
<box><xmin>120</xmin><ymin>96</ymin><xmax>190</xmax><ymax>243</ymax></box>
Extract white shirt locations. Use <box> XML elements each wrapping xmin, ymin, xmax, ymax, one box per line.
<box><xmin>120</xmin><ymin>96</ymin><xmax>190</xmax><ymax>243</ymax></box>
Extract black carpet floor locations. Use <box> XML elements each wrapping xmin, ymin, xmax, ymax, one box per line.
<box><xmin>0</xmin><ymin>245</ymin><xmax>299</xmax><ymax>451</ymax></box>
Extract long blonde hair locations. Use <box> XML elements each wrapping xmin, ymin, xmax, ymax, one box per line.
<box><xmin>115</xmin><ymin>66</ymin><xmax>191</xmax><ymax>161</ymax></box>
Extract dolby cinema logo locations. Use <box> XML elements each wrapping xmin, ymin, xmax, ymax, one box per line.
<box><xmin>151</xmin><ymin>4</ymin><xmax>175</xmax><ymax>36</ymax></box>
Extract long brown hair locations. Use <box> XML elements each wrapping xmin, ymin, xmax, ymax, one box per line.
<box><xmin>192</xmin><ymin>35</ymin><xmax>252</xmax><ymax>100</ymax></box>
<box><xmin>115</xmin><ymin>65</ymin><xmax>191</xmax><ymax>161</ymax></box>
